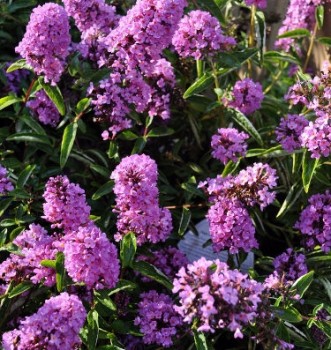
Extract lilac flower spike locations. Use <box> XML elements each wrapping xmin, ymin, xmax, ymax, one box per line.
<box><xmin>111</xmin><ymin>154</ymin><xmax>172</xmax><ymax>245</ymax></box>
<box><xmin>173</xmin><ymin>257</ymin><xmax>263</xmax><ymax>337</ymax></box>
<box><xmin>134</xmin><ymin>290</ymin><xmax>183</xmax><ymax>347</ymax></box>
<box><xmin>211</xmin><ymin>128</ymin><xmax>249</xmax><ymax>164</ymax></box>
<box><xmin>43</xmin><ymin>175</ymin><xmax>91</xmax><ymax>232</ymax></box>
<box><xmin>27</xmin><ymin>90</ymin><xmax>60</xmax><ymax>127</ymax></box>
<box><xmin>227</xmin><ymin>78</ymin><xmax>264</xmax><ymax>115</ymax></box>
<box><xmin>172</xmin><ymin>10</ymin><xmax>236</xmax><ymax>60</ymax></box>
<box><xmin>275</xmin><ymin>114</ymin><xmax>308</xmax><ymax>152</ymax></box>
<box><xmin>63</xmin><ymin>222</ymin><xmax>120</xmax><ymax>290</ymax></box>
<box><xmin>2</xmin><ymin>293</ymin><xmax>86</xmax><ymax>350</ymax></box>
<box><xmin>15</xmin><ymin>3</ymin><xmax>70</xmax><ymax>85</ymax></box>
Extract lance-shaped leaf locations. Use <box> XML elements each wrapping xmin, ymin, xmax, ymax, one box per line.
<box><xmin>60</xmin><ymin>122</ymin><xmax>78</xmax><ymax>168</ymax></box>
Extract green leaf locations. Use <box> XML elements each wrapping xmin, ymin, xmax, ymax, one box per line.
<box><xmin>277</xmin><ymin>28</ymin><xmax>310</xmax><ymax>39</ymax></box>
<box><xmin>227</xmin><ymin>108</ymin><xmax>263</xmax><ymax>146</ymax></box>
<box><xmin>317</xmin><ymin>37</ymin><xmax>331</xmax><ymax>46</ymax></box>
<box><xmin>120</xmin><ymin>130</ymin><xmax>139</xmax><ymax>140</ymax></box>
<box><xmin>20</xmin><ymin>114</ymin><xmax>46</xmax><ymax>135</ymax></box>
<box><xmin>6</xmin><ymin>59</ymin><xmax>32</xmax><ymax>73</ymax></box>
<box><xmin>6</xmin><ymin>132</ymin><xmax>51</xmax><ymax>145</ymax></box>
<box><xmin>131</xmin><ymin>137</ymin><xmax>146</xmax><ymax>154</ymax></box>
<box><xmin>178</xmin><ymin>208</ymin><xmax>191</xmax><ymax>236</ymax></box>
<box><xmin>272</xmin><ymin>306</ymin><xmax>303</xmax><ymax>323</ymax></box>
<box><xmin>108</xmin><ymin>280</ymin><xmax>137</xmax><ymax>296</ymax></box>
<box><xmin>55</xmin><ymin>252</ymin><xmax>65</xmax><ymax>292</ymax></box>
<box><xmin>193</xmin><ymin>330</ymin><xmax>208</xmax><ymax>350</ymax></box>
<box><xmin>87</xmin><ymin>310</ymin><xmax>99</xmax><ymax>350</ymax></box>
<box><xmin>290</xmin><ymin>271</ymin><xmax>314</xmax><ymax>298</ymax></box>
<box><xmin>0</xmin><ymin>243</ymin><xmax>22</xmax><ymax>254</ymax></box>
<box><xmin>8</xmin><ymin>282</ymin><xmax>33</xmax><ymax>299</ymax></box>
<box><xmin>263</xmin><ymin>51</ymin><xmax>300</xmax><ymax>64</ymax></box>
<box><xmin>40</xmin><ymin>259</ymin><xmax>56</xmax><ymax>269</ymax></box>
<box><xmin>147</xmin><ymin>127</ymin><xmax>175</xmax><ymax>137</ymax></box>
<box><xmin>0</xmin><ymin>95</ymin><xmax>21</xmax><ymax>111</ymax></box>
<box><xmin>0</xmin><ymin>198</ymin><xmax>13</xmax><ymax>216</ymax></box>
<box><xmin>38</xmin><ymin>77</ymin><xmax>65</xmax><ymax>116</ymax></box>
<box><xmin>132</xmin><ymin>261</ymin><xmax>173</xmax><ymax>290</ymax></box>
<box><xmin>302</xmin><ymin>150</ymin><xmax>319</xmax><ymax>193</ymax></box>
<box><xmin>108</xmin><ymin>141</ymin><xmax>119</xmax><ymax>159</ymax></box>
<box><xmin>95</xmin><ymin>290</ymin><xmax>117</xmax><ymax>312</ymax></box>
<box><xmin>60</xmin><ymin>122</ymin><xmax>78</xmax><ymax>168</ymax></box>
<box><xmin>120</xmin><ymin>232</ymin><xmax>137</xmax><ymax>268</ymax></box>
<box><xmin>255</xmin><ymin>10</ymin><xmax>266</xmax><ymax>63</ymax></box>
<box><xmin>276</xmin><ymin>182</ymin><xmax>303</xmax><ymax>218</ymax></box>
<box><xmin>92</xmin><ymin>181</ymin><xmax>114</xmax><ymax>200</ymax></box>
<box><xmin>16</xmin><ymin>164</ymin><xmax>36</xmax><ymax>188</ymax></box>
<box><xmin>316</xmin><ymin>5</ymin><xmax>324</xmax><ymax>29</ymax></box>
<box><xmin>75</xmin><ymin>97</ymin><xmax>91</xmax><ymax>114</ymax></box>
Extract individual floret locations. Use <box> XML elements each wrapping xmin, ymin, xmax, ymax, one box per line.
<box><xmin>0</xmin><ymin>165</ymin><xmax>13</xmax><ymax>194</ymax></box>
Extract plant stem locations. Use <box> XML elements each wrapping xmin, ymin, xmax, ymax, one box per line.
<box><xmin>249</xmin><ymin>5</ymin><xmax>256</xmax><ymax>48</ymax></box>
<box><xmin>303</xmin><ymin>22</ymin><xmax>318</xmax><ymax>72</ymax></box>
<box><xmin>196</xmin><ymin>59</ymin><xmax>203</xmax><ymax>78</ymax></box>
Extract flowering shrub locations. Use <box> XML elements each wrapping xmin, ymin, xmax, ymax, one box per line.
<box><xmin>1</xmin><ymin>0</ymin><xmax>331</xmax><ymax>349</ymax></box>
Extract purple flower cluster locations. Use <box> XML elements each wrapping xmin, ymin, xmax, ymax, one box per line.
<box><xmin>43</xmin><ymin>175</ymin><xmax>91</xmax><ymax>232</ymax></box>
<box><xmin>88</xmin><ymin>0</ymin><xmax>185</xmax><ymax>139</ymax></box>
<box><xmin>207</xmin><ymin>198</ymin><xmax>257</xmax><ymax>254</ymax></box>
<box><xmin>211</xmin><ymin>128</ymin><xmax>249</xmax><ymax>164</ymax></box>
<box><xmin>0</xmin><ymin>224</ymin><xmax>57</xmax><ymax>287</ymax></box>
<box><xmin>134</xmin><ymin>290</ymin><xmax>183</xmax><ymax>347</ymax></box>
<box><xmin>300</xmin><ymin>116</ymin><xmax>331</xmax><ymax>158</ymax></box>
<box><xmin>275</xmin><ymin>114</ymin><xmax>308</xmax><ymax>152</ymax></box>
<box><xmin>200</xmin><ymin>163</ymin><xmax>277</xmax><ymax>253</ymax></box>
<box><xmin>172</xmin><ymin>10</ymin><xmax>236</xmax><ymax>60</ymax></box>
<box><xmin>3</xmin><ymin>62</ymin><xmax>29</xmax><ymax>94</ymax></box>
<box><xmin>276</xmin><ymin>0</ymin><xmax>324</xmax><ymax>52</ymax></box>
<box><xmin>202</xmin><ymin>163</ymin><xmax>278</xmax><ymax>210</ymax></box>
<box><xmin>111</xmin><ymin>154</ymin><xmax>172</xmax><ymax>245</ymax></box>
<box><xmin>273</xmin><ymin>248</ymin><xmax>308</xmax><ymax>282</ymax></box>
<box><xmin>27</xmin><ymin>90</ymin><xmax>60</xmax><ymax>127</ymax></box>
<box><xmin>244</xmin><ymin>0</ymin><xmax>267</xmax><ymax>8</ymax></box>
<box><xmin>138</xmin><ymin>246</ymin><xmax>188</xmax><ymax>281</ymax></box>
<box><xmin>63</xmin><ymin>222</ymin><xmax>120</xmax><ymax>289</ymax></box>
<box><xmin>15</xmin><ymin>3</ymin><xmax>70</xmax><ymax>85</ymax></box>
<box><xmin>295</xmin><ymin>191</ymin><xmax>331</xmax><ymax>252</ymax></box>
<box><xmin>173</xmin><ymin>257</ymin><xmax>263</xmax><ymax>337</ymax></box>
<box><xmin>227</xmin><ymin>78</ymin><xmax>264</xmax><ymax>115</ymax></box>
<box><xmin>2</xmin><ymin>293</ymin><xmax>86</xmax><ymax>350</ymax></box>
<box><xmin>62</xmin><ymin>0</ymin><xmax>117</xmax><ymax>33</ymax></box>
<box><xmin>0</xmin><ymin>165</ymin><xmax>13</xmax><ymax>194</ymax></box>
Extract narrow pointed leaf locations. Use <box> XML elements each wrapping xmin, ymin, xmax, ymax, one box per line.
<box><xmin>60</xmin><ymin>122</ymin><xmax>78</xmax><ymax>168</ymax></box>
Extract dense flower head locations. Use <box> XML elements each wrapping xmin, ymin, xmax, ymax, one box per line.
<box><xmin>172</xmin><ymin>10</ymin><xmax>236</xmax><ymax>60</ymax></box>
<box><xmin>207</xmin><ymin>198</ymin><xmax>258</xmax><ymax>254</ymax></box>
<box><xmin>201</xmin><ymin>163</ymin><xmax>278</xmax><ymax>210</ymax></box>
<box><xmin>88</xmin><ymin>69</ymin><xmax>150</xmax><ymax>139</ymax></box>
<box><xmin>0</xmin><ymin>165</ymin><xmax>13</xmax><ymax>194</ymax></box>
<box><xmin>27</xmin><ymin>90</ymin><xmax>60</xmax><ymax>127</ymax></box>
<box><xmin>227</xmin><ymin>78</ymin><xmax>264</xmax><ymax>115</ymax></box>
<box><xmin>275</xmin><ymin>114</ymin><xmax>309</xmax><ymax>152</ymax></box>
<box><xmin>295</xmin><ymin>191</ymin><xmax>331</xmax><ymax>252</ymax></box>
<box><xmin>211</xmin><ymin>128</ymin><xmax>249</xmax><ymax>164</ymax></box>
<box><xmin>111</xmin><ymin>154</ymin><xmax>172</xmax><ymax>245</ymax></box>
<box><xmin>2</xmin><ymin>292</ymin><xmax>86</xmax><ymax>350</ymax></box>
<box><xmin>134</xmin><ymin>290</ymin><xmax>183</xmax><ymax>347</ymax></box>
<box><xmin>138</xmin><ymin>246</ymin><xmax>189</xmax><ymax>281</ymax></box>
<box><xmin>244</xmin><ymin>0</ymin><xmax>267</xmax><ymax>8</ymax></box>
<box><xmin>15</xmin><ymin>3</ymin><xmax>70</xmax><ymax>84</ymax></box>
<box><xmin>62</xmin><ymin>0</ymin><xmax>117</xmax><ymax>33</ymax></box>
<box><xmin>273</xmin><ymin>248</ymin><xmax>308</xmax><ymax>282</ymax></box>
<box><xmin>275</xmin><ymin>0</ymin><xmax>324</xmax><ymax>52</ymax></box>
<box><xmin>101</xmin><ymin>0</ymin><xmax>187</xmax><ymax>67</ymax></box>
<box><xmin>43</xmin><ymin>175</ymin><xmax>91</xmax><ymax>232</ymax></box>
<box><xmin>301</xmin><ymin>116</ymin><xmax>331</xmax><ymax>158</ymax></box>
<box><xmin>173</xmin><ymin>257</ymin><xmax>263</xmax><ymax>337</ymax></box>
<box><xmin>63</xmin><ymin>222</ymin><xmax>120</xmax><ymax>289</ymax></box>
<box><xmin>0</xmin><ymin>224</ymin><xmax>57</xmax><ymax>287</ymax></box>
